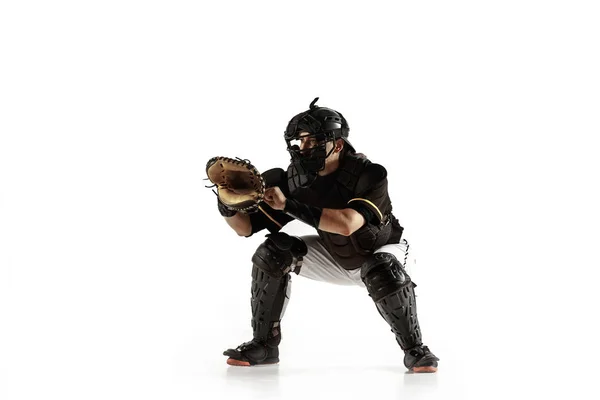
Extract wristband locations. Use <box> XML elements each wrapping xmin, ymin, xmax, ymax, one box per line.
<box><xmin>283</xmin><ymin>198</ymin><xmax>322</xmax><ymax>229</ymax></box>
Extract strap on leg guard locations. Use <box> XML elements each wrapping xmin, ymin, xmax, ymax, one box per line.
<box><xmin>361</xmin><ymin>252</ymin><xmax>423</xmax><ymax>350</ymax></box>
<box><xmin>251</xmin><ymin>232</ymin><xmax>308</xmax><ymax>278</ymax></box>
<box><xmin>250</xmin><ymin>233</ymin><xmax>307</xmax><ymax>341</ymax></box>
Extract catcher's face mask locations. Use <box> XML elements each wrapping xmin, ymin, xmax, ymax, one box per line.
<box><xmin>284</xmin><ymin>98</ymin><xmax>348</xmax><ymax>191</ymax></box>
<box><xmin>285</xmin><ymin>131</ymin><xmax>335</xmax><ymax>189</ymax></box>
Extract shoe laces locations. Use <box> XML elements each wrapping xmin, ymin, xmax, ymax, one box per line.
<box><xmin>408</xmin><ymin>345</ymin><xmax>430</xmax><ymax>357</ymax></box>
<box><xmin>237</xmin><ymin>339</ymin><xmax>266</xmax><ymax>352</ymax></box>
<box><xmin>237</xmin><ymin>340</ymin><xmax>257</xmax><ymax>351</ymax></box>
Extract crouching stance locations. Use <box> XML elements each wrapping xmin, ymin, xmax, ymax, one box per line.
<box><xmin>361</xmin><ymin>252</ymin><xmax>439</xmax><ymax>372</ymax></box>
<box><xmin>223</xmin><ymin>232</ymin><xmax>307</xmax><ymax>366</ymax></box>
<box><xmin>218</xmin><ymin>98</ymin><xmax>439</xmax><ymax>372</ymax></box>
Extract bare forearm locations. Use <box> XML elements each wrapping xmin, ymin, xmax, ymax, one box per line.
<box><xmin>319</xmin><ymin>208</ymin><xmax>365</xmax><ymax>236</ymax></box>
<box><xmin>224</xmin><ymin>212</ymin><xmax>252</xmax><ymax>236</ymax></box>
<box><xmin>283</xmin><ymin>198</ymin><xmax>364</xmax><ymax>236</ymax></box>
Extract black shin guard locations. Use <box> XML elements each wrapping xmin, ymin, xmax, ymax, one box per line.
<box><xmin>361</xmin><ymin>252</ymin><xmax>423</xmax><ymax>350</ymax></box>
<box><xmin>223</xmin><ymin>265</ymin><xmax>288</xmax><ymax>365</ymax></box>
<box><xmin>375</xmin><ymin>281</ymin><xmax>422</xmax><ymax>350</ymax></box>
<box><xmin>224</xmin><ymin>233</ymin><xmax>306</xmax><ymax>365</ymax></box>
<box><xmin>250</xmin><ymin>232</ymin><xmax>306</xmax><ymax>341</ymax></box>
<box><xmin>250</xmin><ymin>264</ymin><xmax>289</xmax><ymax>342</ymax></box>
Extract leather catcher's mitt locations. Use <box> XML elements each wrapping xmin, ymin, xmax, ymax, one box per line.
<box><xmin>206</xmin><ymin>156</ymin><xmax>265</xmax><ymax>213</ymax></box>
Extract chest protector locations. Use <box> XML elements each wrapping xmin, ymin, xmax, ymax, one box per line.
<box><xmin>288</xmin><ymin>153</ymin><xmax>404</xmax><ymax>270</ymax></box>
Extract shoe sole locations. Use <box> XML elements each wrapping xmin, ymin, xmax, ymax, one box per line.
<box><xmin>227</xmin><ymin>358</ymin><xmax>433</xmax><ymax>371</ymax></box>
<box><xmin>226</xmin><ymin>358</ymin><xmax>279</xmax><ymax>367</ymax></box>
<box><xmin>411</xmin><ymin>366</ymin><xmax>437</xmax><ymax>373</ymax></box>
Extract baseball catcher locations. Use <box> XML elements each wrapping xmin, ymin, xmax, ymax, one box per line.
<box><xmin>206</xmin><ymin>98</ymin><xmax>439</xmax><ymax>373</ymax></box>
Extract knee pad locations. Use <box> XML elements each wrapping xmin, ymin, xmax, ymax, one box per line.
<box><xmin>361</xmin><ymin>252</ymin><xmax>412</xmax><ymax>302</ymax></box>
<box><xmin>251</xmin><ymin>232</ymin><xmax>307</xmax><ymax>278</ymax></box>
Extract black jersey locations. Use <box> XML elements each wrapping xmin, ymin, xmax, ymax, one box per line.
<box><xmin>248</xmin><ymin>153</ymin><xmax>403</xmax><ymax>270</ymax></box>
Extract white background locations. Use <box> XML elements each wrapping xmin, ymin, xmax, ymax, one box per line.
<box><xmin>1</xmin><ymin>1</ymin><xmax>599</xmax><ymax>399</ymax></box>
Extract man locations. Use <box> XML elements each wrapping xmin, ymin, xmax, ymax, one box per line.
<box><xmin>218</xmin><ymin>98</ymin><xmax>439</xmax><ymax>373</ymax></box>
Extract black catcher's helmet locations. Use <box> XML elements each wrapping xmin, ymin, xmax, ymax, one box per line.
<box><xmin>284</xmin><ymin>97</ymin><xmax>354</xmax><ymax>152</ymax></box>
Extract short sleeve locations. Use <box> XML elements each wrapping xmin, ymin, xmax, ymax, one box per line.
<box><xmin>346</xmin><ymin>163</ymin><xmax>390</xmax><ymax>225</ymax></box>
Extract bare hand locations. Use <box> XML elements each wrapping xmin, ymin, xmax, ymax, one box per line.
<box><xmin>263</xmin><ymin>186</ymin><xmax>287</xmax><ymax>210</ymax></box>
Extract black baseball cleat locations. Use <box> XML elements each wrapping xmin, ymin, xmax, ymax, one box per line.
<box><xmin>404</xmin><ymin>345</ymin><xmax>439</xmax><ymax>373</ymax></box>
<box><xmin>223</xmin><ymin>335</ymin><xmax>280</xmax><ymax>366</ymax></box>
